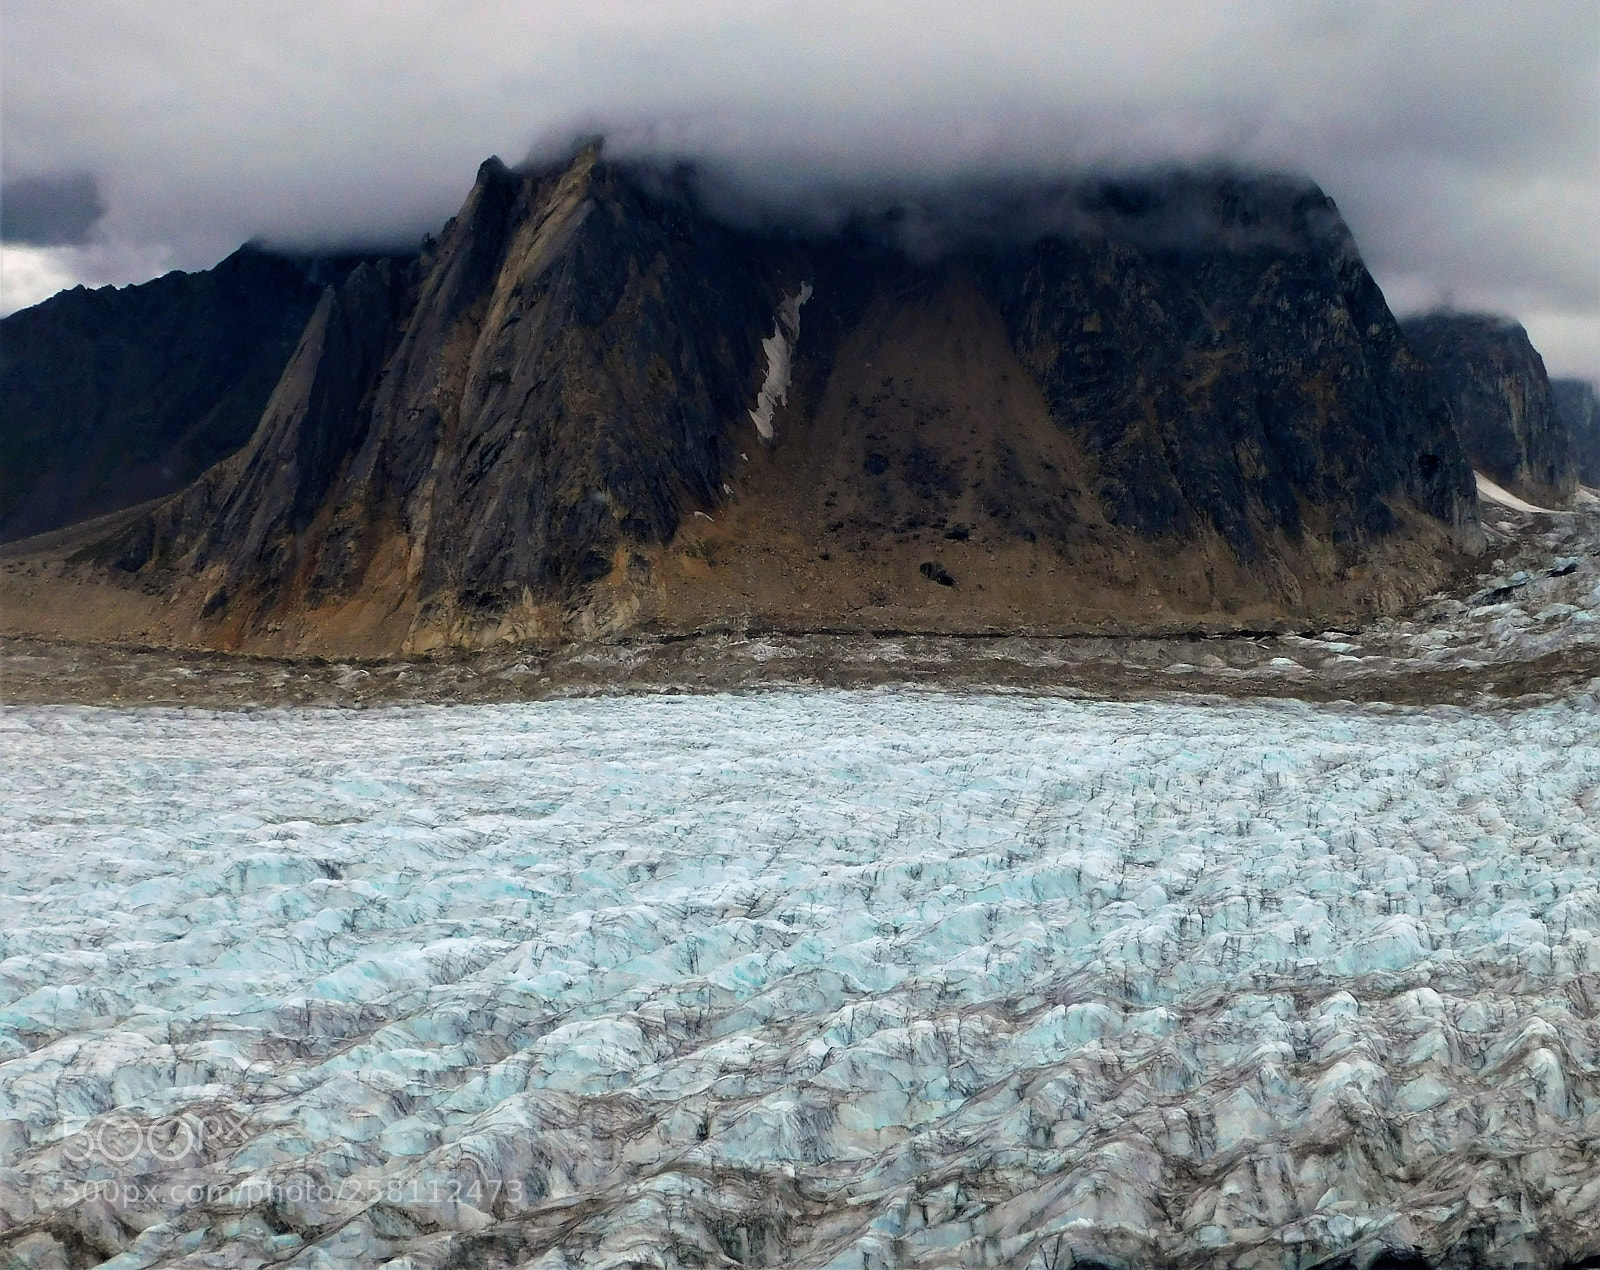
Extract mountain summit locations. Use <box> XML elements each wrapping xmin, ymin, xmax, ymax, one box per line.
<box><xmin>1402</xmin><ymin>312</ymin><xmax>1577</xmax><ymax>508</ymax></box>
<box><xmin>3</xmin><ymin>148</ymin><xmax>1481</xmax><ymax>654</ymax></box>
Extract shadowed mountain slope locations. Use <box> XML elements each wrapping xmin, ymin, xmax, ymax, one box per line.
<box><xmin>0</xmin><ymin>246</ymin><xmax>410</xmax><ymax>543</ymax></box>
<box><xmin>1553</xmin><ymin>378</ymin><xmax>1600</xmax><ymax>488</ymax></box>
<box><xmin>3</xmin><ymin>149</ymin><xmax>1481</xmax><ymax>654</ymax></box>
<box><xmin>1402</xmin><ymin>312</ymin><xmax>1577</xmax><ymax>507</ymax></box>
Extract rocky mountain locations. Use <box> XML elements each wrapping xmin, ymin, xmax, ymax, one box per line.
<box><xmin>2</xmin><ymin>148</ymin><xmax>1481</xmax><ymax>654</ymax></box>
<box><xmin>0</xmin><ymin>245</ymin><xmax>403</xmax><ymax>542</ymax></box>
<box><xmin>1553</xmin><ymin>378</ymin><xmax>1600</xmax><ymax>488</ymax></box>
<box><xmin>1401</xmin><ymin>312</ymin><xmax>1576</xmax><ymax>507</ymax></box>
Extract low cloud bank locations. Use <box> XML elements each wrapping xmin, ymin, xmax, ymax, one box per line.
<box><xmin>1</xmin><ymin>2</ymin><xmax>1594</xmax><ymax>376</ymax></box>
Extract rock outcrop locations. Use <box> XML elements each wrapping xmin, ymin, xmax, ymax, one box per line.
<box><xmin>0</xmin><ymin>245</ymin><xmax>404</xmax><ymax>542</ymax></box>
<box><xmin>6</xmin><ymin>149</ymin><xmax>1481</xmax><ymax>654</ymax></box>
<box><xmin>1401</xmin><ymin>313</ymin><xmax>1576</xmax><ymax>507</ymax></box>
<box><xmin>1553</xmin><ymin>378</ymin><xmax>1600</xmax><ymax>488</ymax></box>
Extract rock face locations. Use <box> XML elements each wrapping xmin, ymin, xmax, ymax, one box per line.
<box><xmin>0</xmin><ymin>246</ymin><xmax>400</xmax><ymax>543</ymax></box>
<box><xmin>1553</xmin><ymin>378</ymin><xmax>1600</xmax><ymax>488</ymax></box>
<box><xmin>14</xmin><ymin>149</ymin><xmax>1480</xmax><ymax>654</ymax></box>
<box><xmin>1401</xmin><ymin>313</ymin><xmax>1577</xmax><ymax>507</ymax></box>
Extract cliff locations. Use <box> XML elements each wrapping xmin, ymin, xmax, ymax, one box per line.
<box><xmin>1401</xmin><ymin>312</ymin><xmax>1576</xmax><ymax>507</ymax></box>
<box><xmin>1553</xmin><ymin>378</ymin><xmax>1600</xmax><ymax>488</ymax></box>
<box><xmin>0</xmin><ymin>245</ymin><xmax>404</xmax><ymax>542</ymax></box>
<box><xmin>2</xmin><ymin>150</ymin><xmax>1481</xmax><ymax>654</ymax></box>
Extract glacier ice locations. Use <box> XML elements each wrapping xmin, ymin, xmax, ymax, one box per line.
<box><xmin>2</xmin><ymin>692</ymin><xmax>1600</xmax><ymax>1267</ymax></box>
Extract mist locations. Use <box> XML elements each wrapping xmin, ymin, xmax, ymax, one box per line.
<box><xmin>1</xmin><ymin>1</ymin><xmax>1595</xmax><ymax>379</ymax></box>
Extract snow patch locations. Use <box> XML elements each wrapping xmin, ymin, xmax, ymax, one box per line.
<box><xmin>1475</xmin><ymin>469</ymin><xmax>1566</xmax><ymax>514</ymax></box>
<box><xmin>748</xmin><ymin>281</ymin><xmax>812</xmax><ymax>442</ymax></box>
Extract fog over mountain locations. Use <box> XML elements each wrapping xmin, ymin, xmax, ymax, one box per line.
<box><xmin>1</xmin><ymin>1</ymin><xmax>1596</xmax><ymax>380</ymax></box>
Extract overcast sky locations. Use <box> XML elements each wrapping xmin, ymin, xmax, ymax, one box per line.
<box><xmin>2</xmin><ymin>1</ymin><xmax>1596</xmax><ymax>380</ymax></box>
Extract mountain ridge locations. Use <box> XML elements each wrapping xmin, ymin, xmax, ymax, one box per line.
<box><xmin>0</xmin><ymin>244</ymin><xmax>408</xmax><ymax>543</ymax></box>
<box><xmin>1</xmin><ymin>148</ymin><xmax>1483</xmax><ymax>655</ymax></box>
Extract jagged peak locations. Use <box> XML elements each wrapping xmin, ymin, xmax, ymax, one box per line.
<box><xmin>475</xmin><ymin>154</ymin><xmax>512</xmax><ymax>182</ymax></box>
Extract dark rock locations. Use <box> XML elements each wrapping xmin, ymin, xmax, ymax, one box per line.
<box><xmin>1552</xmin><ymin>378</ymin><xmax>1600</xmax><ymax>487</ymax></box>
<box><xmin>57</xmin><ymin>150</ymin><xmax>1482</xmax><ymax>650</ymax></box>
<box><xmin>1402</xmin><ymin>312</ymin><xmax>1576</xmax><ymax>506</ymax></box>
<box><xmin>0</xmin><ymin>245</ymin><xmax>406</xmax><ymax>542</ymax></box>
<box><xmin>133</xmin><ymin>256</ymin><xmax>418</xmax><ymax>601</ymax></box>
<box><xmin>991</xmin><ymin>175</ymin><xmax>1478</xmax><ymax>555</ymax></box>
<box><xmin>1368</xmin><ymin>1252</ymin><xmax>1434</xmax><ymax>1270</ymax></box>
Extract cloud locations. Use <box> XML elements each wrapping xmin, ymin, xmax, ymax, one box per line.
<box><xmin>0</xmin><ymin>242</ymin><xmax>173</xmax><ymax>316</ymax></box>
<box><xmin>1</xmin><ymin>0</ymin><xmax>1595</xmax><ymax>377</ymax></box>
<box><xmin>0</xmin><ymin>172</ymin><xmax>105</xmax><ymax>245</ymax></box>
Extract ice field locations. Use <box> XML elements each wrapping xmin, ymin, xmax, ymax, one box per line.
<box><xmin>4</xmin><ymin>690</ymin><xmax>1600</xmax><ymax>1268</ymax></box>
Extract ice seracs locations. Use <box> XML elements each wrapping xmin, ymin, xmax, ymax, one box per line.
<box><xmin>3</xmin><ymin>692</ymin><xmax>1600</xmax><ymax>1267</ymax></box>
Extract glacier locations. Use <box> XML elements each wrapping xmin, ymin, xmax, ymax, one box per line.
<box><xmin>3</xmin><ymin>691</ymin><xmax>1600</xmax><ymax>1268</ymax></box>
